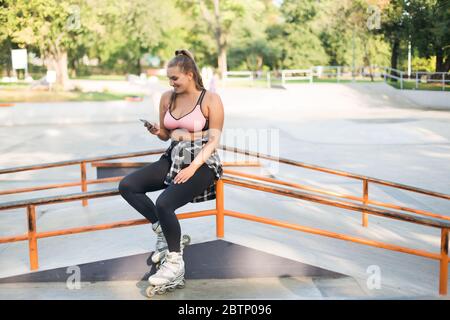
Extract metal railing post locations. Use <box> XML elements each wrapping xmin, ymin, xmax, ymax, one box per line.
<box><xmin>216</xmin><ymin>179</ymin><xmax>224</xmax><ymax>238</ymax></box>
<box><xmin>400</xmin><ymin>71</ymin><xmax>404</xmax><ymax>90</ymax></box>
<box><xmin>362</xmin><ymin>180</ymin><xmax>369</xmax><ymax>227</ymax></box>
<box><xmin>443</xmin><ymin>73</ymin><xmax>446</xmax><ymax>92</ymax></box>
<box><xmin>416</xmin><ymin>72</ymin><xmax>419</xmax><ymax>89</ymax></box>
<box><xmin>440</xmin><ymin>228</ymin><xmax>449</xmax><ymax>295</ymax></box>
<box><xmin>81</xmin><ymin>162</ymin><xmax>88</xmax><ymax>206</ymax></box>
<box><xmin>27</xmin><ymin>205</ymin><xmax>39</xmax><ymax>270</ymax></box>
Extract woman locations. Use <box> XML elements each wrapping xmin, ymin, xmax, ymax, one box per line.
<box><xmin>118</xmin><ymin>49</ymin><xmax>224</xmax><ymax>293</ymax></box>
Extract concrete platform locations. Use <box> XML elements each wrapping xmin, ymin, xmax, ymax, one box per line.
<box><xmin>0</xmin><ymin>239</ymin><xmax>388</xmax><ymax>300</ymax></box>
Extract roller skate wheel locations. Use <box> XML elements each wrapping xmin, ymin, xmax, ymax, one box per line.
<box><xmin>182</xmin><ymin>235</ymin><xmax>191</xmax><ymax>245</ymax></box>
<box><xmin>177</xmin><ymin>280</ymin><xmax>186</xmax><ymax>289</ymax></box>
<box><xmin>151</xmin><ymin>250</ymin><xmax>167</xmax><ymax>264</ymax></box>
<box><xmin>157</xmin><ymin>287</ymin><xmax>166</xmax><ymax>295</ymax></box>
<box><xmin>146</xmin><ymin>287</ymin><xmax>156</xmax><ymax>298</ymax></box>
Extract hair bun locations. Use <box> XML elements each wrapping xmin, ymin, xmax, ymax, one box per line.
<box><xmin>175</xmin><ymin>49</ymin><xmax>195</xmax><ymax>62</ymax></box>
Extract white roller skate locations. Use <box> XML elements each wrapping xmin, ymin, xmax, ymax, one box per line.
<box><xmin>146</xmin><ymin>251</ymin><xmax>185</xmax><ymax>297</ymax></box>
<box><xmin>151</xmin><ymin>221</ymin><xmax>191</xmax><ymax>265</ymax></box>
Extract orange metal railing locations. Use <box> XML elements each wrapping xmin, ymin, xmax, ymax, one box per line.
<box><xmin>0</xmin><ymin>145</ymin><xmax>449</xmax><ymax>295</ymax></box>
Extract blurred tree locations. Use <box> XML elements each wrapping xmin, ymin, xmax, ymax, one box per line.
<box><xmin>3</xmin><ymin>0</ymin><xmax>89</xmax><ymax>89</ymax></box>
<box><xmin>380</xmin><ymin>0</ymin><xmax>406</xmax><ymax>72</ymax></box>
<box><xmin>319</xmin><ymin>0</ymin><xmax>390</xmax><ymax>79</ymax></box>
<box><xmin>2</xmin><ymin>0</ymin><xmax>187</xmax><ymax>86</ymax></box>
<box><xmin>1</xmin><ymin>0</ymin><xmax>444</xmax><ymax>81</ymax></box>
<box><xmin>0</xmin><ymin>1</ymin><xmax>13</xmax><ymax>77</ymax></box>
<box><xmin>407</xmin><ymin>0</ymin><xmax>449</xmax><ymax>73</ymax></box>
<box><xmin>431</xmin><ymin>0</ymin><xmax>450</xmax><ymax>72</ymax></box>
<box><xmin>267</xmin><ymin>0</ymin><xmax>329</xmax><ymax>69</ymax></box>
<box><xmin>227</xmin><ymin>0</ymin><xmax>280</xmax><ymax>71</ymax></box>
<box><xmin>176</xmin><ymin>0</ymin><xmax>246</xmax><ymax>78</ymax></box>
<box><xmin>81</xmin><ymin>0</ymin><xmax>188</xmax><ymax>75</ymax></box>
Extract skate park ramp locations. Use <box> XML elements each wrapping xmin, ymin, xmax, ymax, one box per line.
<box><xmin>0</xmin><ymin>239</ymin><xmax>371</xmax><ymax>300</ymax></box>
<box><xmin>280</xmin><ymin>82</ymin><xmax>450</xmax><ymax>111</ymax></box>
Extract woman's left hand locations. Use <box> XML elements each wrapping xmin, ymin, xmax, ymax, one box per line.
<box><xmin>174</xmin><ymin>165</ymin><xmax>197</xmax><ymax>184</ymax></box>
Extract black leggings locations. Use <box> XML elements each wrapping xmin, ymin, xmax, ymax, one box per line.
<box><xmin>118</xmin><ymin>155</ymin><xmax>215</xmax><ymax>252</ymax></box>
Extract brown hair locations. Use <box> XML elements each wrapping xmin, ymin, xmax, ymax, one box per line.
<box><xmin>167</xmin><ymin>49</ymin><xmax>205</xmax><ymax>111</ymax></box>
<box><xmin>168</xmin><ymin>49</ymin><xmax>204</xmax><ymax>90</ymax></box>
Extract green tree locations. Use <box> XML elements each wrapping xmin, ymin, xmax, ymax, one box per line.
<box><xmin>227</xmin><ymin>0</ymin><xmax>280</xmax><ymax>71</ymax></box>
<box><xmin>176</xmin><ymin>0</ymin><xmax>246</xmax><ymax>78</ymax></box>
<box><xmin>380</xmin><ymin>0</ymin><xmax>449</xmax><ymax>73</ymax></box>
<box><xmin>380</xmin><ymin>0</ymin><xmax>405</xmax><ymax>71</ymax></box>
<box><xmin>268</xmin><ymin>0</ymin><xmax>329</xmax><ymax>69</ymax></box>
<box><xmin>408</xmin><ymin>0</ymin><xmax>450</xmax><ymax>72</ymax></box>
<box><xmin>2</xmin><ymin>0</ymin><xmax>186</xmax><ymax>86</ymax></box>
<box><xmin>0</xmin><ymin>1</ymin><xmax>13</xmax><ymax>77</ymax></box>
<box><xmin>319</xmin><ymin>0</ymin><xmax>390</xmax><ymax>79</ymax></box>
<box><xmin>74</xmin><ymin>0</ymin><xmax>187</xmax><ymax>75</ymax></box>
<box><xmin>3</xmin><ymin>0</ymin><xmax>89</xmax><ymax>88</ymax></box>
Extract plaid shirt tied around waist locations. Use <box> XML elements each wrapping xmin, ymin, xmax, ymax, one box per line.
<box><xmin>161</xmin><ymin>136</ymin><xmax>223</xmax><ymax>203</ymax></box>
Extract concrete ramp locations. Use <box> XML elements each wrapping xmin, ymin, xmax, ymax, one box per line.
<box><xmin>0</xmin><ymin>239</ymin><xmax>375</xmax><ymax>300</ymax></box>
<box><xmin>283</xmin><ymin>82</ymin><xmax>449</xmax><ymax>110</ymax></box>
<box><xmin>0</xmin><ymin>239</ymin><xmax>344</xmax><ymax>283</ymax></box>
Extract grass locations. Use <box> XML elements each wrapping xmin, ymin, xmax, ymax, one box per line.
<box><xmin>3</xmin><ymin>75</ymin><xmax>445</xmax><ymax>103</ymax></box>
<box><xmin>266</xmin><ymin>77</ymin><xmax>384</xmax><ymax>87</ymax></box>
<box><xmin>387</xmin><ymin>79</ymin><xmax>450</xmax><ymax>92</ymax></box>
<box><xmin>71</xmin><ymin>74</ymin><xmax>127</xmax><ymax>81</ymax></box>
<box><xmin>311</xmin><ymin>77</ymin><xmax>384</xmax><ymax>83</ymax></box>
<box><xmin>267</xmin><ymin>76</ymin><xmax>448</xmax><ymax>91</ymax></box>
<box><xmin>221</xmin><ymin>78</ymin><xmax>271</xmax><ymax>88</ymax></box>
<box><xmin>0</xmin><ymin>82</ymin><xmax>30</xmax><ymax>87</ymax></box>
<box><xmin>221</xmin><ymin>76</ymin><xmax>385</xmax><ymax>88</ymax></box>
<box><xmin>0</xmin><ymin>86</ymin><xmax>145</xmax><ymax>103</ymax></box>
<box><xmin>71</xmin><ymin>91</ymin><xmax>144</xmax><ymax>102</ymax></box>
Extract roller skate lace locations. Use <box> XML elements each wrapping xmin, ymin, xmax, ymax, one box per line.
<box><xmin>152</xmin><ymin>222</ymin><xmax>168</xmax><ymax>253</ymax></box>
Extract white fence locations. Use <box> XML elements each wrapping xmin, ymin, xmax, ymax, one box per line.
<box><xmin>268</xmin><ymin>65</ymin><xmax>386</xmax><ymax>87</ymax></box>
<box><xmin>224</xmin><ymin>71</ymin><xmax>253</xmax><ymax>82</ymax></box>
<box><xmin>223</xmin><ymin>66</ymin><xmax>449</xmax><ymax>91</ymax></box>
<box><xmin>281</xmin><ymin>69</ymin><xmax>313</xmax><ymax>86</ymax></box>
<box><xmin>382</xmin><ymin>67</ymin><xmax>450</xmax><ymax>91</ymax></box>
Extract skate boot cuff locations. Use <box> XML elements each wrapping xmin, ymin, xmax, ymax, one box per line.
<box><xmin>152</xmin><ymin>221</ymin><xmax>162</xmax><ymax>234</ymax></box>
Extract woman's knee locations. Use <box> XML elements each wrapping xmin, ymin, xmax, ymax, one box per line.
<box><xmin>155</xmin><ymin>195</ymin><xmax>173</xmax><ymax>214</ymax></box>
<box><xmin>118</xmin><ymin>177</ymin><xmax>134</xmax><ymax>195</ymax></box>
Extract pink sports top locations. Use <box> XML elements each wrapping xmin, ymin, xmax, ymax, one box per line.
<box><xmin>164</xmin><ymin>89</ymin><xmax>209</xmax><ymax>133</ymax></box>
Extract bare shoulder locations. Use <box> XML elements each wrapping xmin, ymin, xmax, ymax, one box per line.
<box><xmin>205</xmin><ymin>91</ymin><xmax>223</xmax><ymax>108</ymax></box>
<box><xmin>160</xmin><ymin>90</ymin><xmax>174</xmax><ymax>110</ymax></box>
<box><xmin>161</xmin><ymin>90</ymin><xmax>173</xmax><ymax>103</ymax></box>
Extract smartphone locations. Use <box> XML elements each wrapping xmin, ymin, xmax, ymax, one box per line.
<box><xmin>139</xmin><ymin>119</ymin><xmax>154</xmax><ymax>129</ymax></box>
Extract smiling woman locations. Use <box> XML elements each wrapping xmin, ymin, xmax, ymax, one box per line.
<box><xmin>118</xmin><ymin>49</ymin><xmax>224</xmax><ymax>297</ymax></box>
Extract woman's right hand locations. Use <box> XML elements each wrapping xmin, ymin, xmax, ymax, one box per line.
<box><xmin>145</xmin><ymin>122</ymin><xmax>160</xmax><ymax>136</ymax></box>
